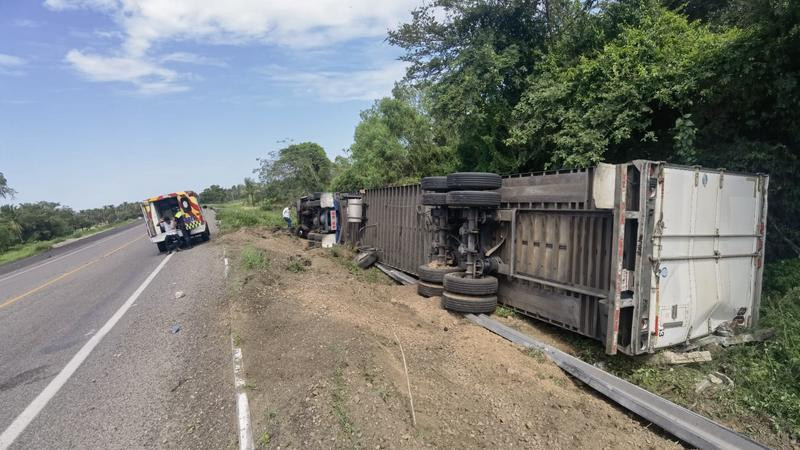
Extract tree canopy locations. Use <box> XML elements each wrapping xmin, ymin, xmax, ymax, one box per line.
<box><xmin>331</xmin><ymin>92</ymin><xmax>458</xmax><ymax>192</ymax></box>
<box><xmin>254</xmin><ymin>142</ymin><xmax>332</xmax><ymax>204</ymax></box>
<box><xmin>0</xmin><ymin>172</ymin><xmax>15</xmax><ymax>199</ymax></box>
<box><xmin>0</xmin><ymin>201</ymin><xmax>142</xmax><ymax>252</ymax></box>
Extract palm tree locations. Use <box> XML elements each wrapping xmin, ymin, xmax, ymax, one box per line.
<box><xmin>0</xmin><ymin>172</ymin><xmax>16</xmax><ymax>199</ymax></box>
<box><xmin>243</xmin><ymin>178</ymin><xmax>257</xmax><ymax>206</ymax></box>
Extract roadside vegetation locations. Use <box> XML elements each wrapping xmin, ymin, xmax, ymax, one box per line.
<box><xmin>0</xmin><ymin>218</ymin><xmax>137</xmax><ymax>266</ymax></box>
<box><xmin>239</xmin><ymin>245</ymin><xmax>270</xmax><ymax>271</ymax></box>
<box><xmin>0</xmin><ymin>174</ymin><xmax>143</xmax><ymax>266</ymax></box>
<box><xmin>213</xmin><ymin>201</ymin><xmax>286</xmax><ymax>233</ymax></box>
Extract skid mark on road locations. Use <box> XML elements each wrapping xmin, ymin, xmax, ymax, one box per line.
<box><xmin>0</xmin><ymin>366</ymin><xmax>54</xmax><ymax>394</ymax></box>
<box><xmin>0</xmin><ymin>236</ymin><xmax>143</xmax><ymax>311</ymax></box>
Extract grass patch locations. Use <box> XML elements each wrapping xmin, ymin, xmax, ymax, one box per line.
<box><xmin>240</xmin><ymin>246</ymin><xmax>269</xmax><ymax>271</ymax></box>
<box><xmin>256</xmin><ymin>409</ymin><xmax>278</xmax><ymax>449</ymax></box>
<box><xmin>525</xmin><ymin>347</ymin><xmax>548</xmax><ymax>363</ymax></box>
<box><xmin>215</xmin><ymin>202</ymin><xmax>285</xmax><ymax>233</ymax></box>
<box><xmin>494</xmin><ymin>305</ymin><xmax>516</xmax><ymax>318</ymax></box>
<box><xmin>258</xmin><ymin>431</ymin><xmax>270</xmax><ymax>447</ymax></box>
<box><xmin>286</xmin><ymin>260</ymin><xmax>306</xmax><ymax>273</ymax></box>
<box><xmin>0</xmin><ymin>241</ymin><xmax>53</xmax><ymax>265</ymax></box>
<box><xmin>331</xmin><ymin>366</ymin><xmax>357</xmax><ymax>436</ymax></box>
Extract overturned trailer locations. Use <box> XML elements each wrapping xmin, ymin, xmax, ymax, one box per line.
<box><xmin>342</xmin><ymin>161</ymin><xmax>768</xmax><ymax>356</ymax></box>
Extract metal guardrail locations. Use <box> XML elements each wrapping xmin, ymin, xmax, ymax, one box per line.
<box><xmin>465</xmin><ymin>313</ymin><xmax>769</xmax><ymax>450</ymax></box>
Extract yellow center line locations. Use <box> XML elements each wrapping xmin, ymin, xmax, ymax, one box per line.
<box><xmin>0</xmin><ymin>236</ymin><xmax>144</xmax><ymax>310</ymax></box>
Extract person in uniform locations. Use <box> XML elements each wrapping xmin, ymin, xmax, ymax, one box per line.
<box><xmin>175</xmin><ymin>210</ymin><xmax>193</xmax><ymax>249</ymax></box>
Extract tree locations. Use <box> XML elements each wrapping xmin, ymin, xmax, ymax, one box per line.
<box><xmin>0</xmin><ymin>172</ymin><xmax>15</xmax><ymax>199</ymax></box>
<box><xmin>331</xmin><ymin>93</ymin><xmax>457</xmax><ymax>192</ymax></box>
<box><xmin>389</xmin><ymin>0</ymin><xmax>582</xmax><ymax>172</ymax></box>
<box><xmin>255</xmin><ymin>142</ymin><xmax>332</xmax><ymax>204</ymax></box>
<box><xmin>199</xmin><ymin>185</ymin><xmax>227</xmax><ymax>204</ymax></box>
<box><xmin>243</xmin><ymin>177</ymin><xmax>259</xmax><ymax>205</ymax></box>
<box><xmin>508</xmin><ymin>4</ymin><xmax>738</xmax><ymax>167</ymax></box>
<box><xmin>12</xmin><ymin>202</ymin><xmax>74</xmax><ymax>242</ymax></box>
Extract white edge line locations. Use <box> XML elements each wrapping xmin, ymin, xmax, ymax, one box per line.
<box><xmin>0</xmin><ymin>226</ymin><xmax>140</xmax><ymax>284</ymax></box>
<box><xmin>0</xmin><ymin>252</ymin><xmax>174</xmax><ymax>450</ymax></box>
<box><xmin>231</xmin><ymin>338</ymin><xmax>254</xmax><ymax>450</ymax></box>
<box><xmin>224</xmin><ymin>258</ymin><xmax>230</xmax><ymax>279</ymax></box>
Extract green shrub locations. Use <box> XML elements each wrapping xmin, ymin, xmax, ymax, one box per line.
<box><xmin>240</xmin><ymin>246</ymin><xmax>269</xmax><ymax>271</ymax></box>
<box><xmin>494</xmin><ymin>305</ymin><xmax>515</xmax><ymax>318</ymax></box>
<box><xmin>286</xmin><ymin>260</ymin><xmax>306</xmax><ymax>273</ymax></box>
<box><xmin>763</xmin><ymin>258</ymin><xmax>800</xmax><ymax>297</ymax></box>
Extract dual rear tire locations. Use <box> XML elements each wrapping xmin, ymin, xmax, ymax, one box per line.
<box><xmin>441</xmin><ymin>291</ymin><xmax>497</xmax><ymax>314</ymax></box>
<box><xmin>440</xmin><ymin>272</ymin><xmax>498</xmax><ymax>313</ymax></box>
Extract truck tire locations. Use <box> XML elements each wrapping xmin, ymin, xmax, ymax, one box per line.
<box><xmin>202</xmin><ymin>229</ymin><xmax>210</xmax><ymax>242</ymax></box>
<box><xmin>417</xmin><ymin>264</ymin><xmax>461</xmax><ymax>283</ymax></box>
<box><xmin>417</xmin><ymin>281</ymin><xmax>443</xmax><ymax>298</ymax></box>
<box><xmin>156</xmin><ymin>241</ymin><xmax>167</xmax><ymax>253</ymax></box>
<box><xmin>421</xmin><ymin>176</ymin><xmax>449</xmax><ymax>192</ymax></box>
<box><xmin>446</xmin><ymin>172</ymin><xmax>502</xmax><ymax>190</ymax></box>
<box><xmin>296</xmin><ymin>225</ymin><xmax>310</xmax><ymax>238</ymax></box>
<box><xmin>355</xmin><ymin>251</ymin><xmax>378</xmax><ymax>269</ymax></box>
<box><xmin>443</xmin><ymin>272</ymin><xmax>498</xmax><ymax>296</ymax></box>
<box><xmin>421</xmin><ymin>192</ymin><xmax>447</xmax><ymax>206</ymax></box>
<box><xmin>441</xmin><ymin>291</ymin><xmax>497</xmax><ymax>314</ymax></box>
<box><xmin>446</xmin><ymin>191</ymin><xmax>501</xmax><ymax>208</ymax></box>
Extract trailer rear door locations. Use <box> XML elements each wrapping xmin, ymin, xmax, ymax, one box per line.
<box><xmin>651</xmin><ymin>167</ymin><xmax>766</xmax><ymax>348</ymax></box>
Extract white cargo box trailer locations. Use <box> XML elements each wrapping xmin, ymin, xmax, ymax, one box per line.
<box><xmin>344</xmin><ymin>160</ymin><xmax>768</xmax><ymax>356</ymax></box>
<box><xmin>493</xmin><ymin>161</ymin><xmax>768</xmax><ymax>355</ymax></box>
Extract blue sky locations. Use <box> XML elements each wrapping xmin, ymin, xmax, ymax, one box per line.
<box><xmin>0</xmin><ymin>0</ymin><xmax>419</xmax><ymax>210</ymax></box>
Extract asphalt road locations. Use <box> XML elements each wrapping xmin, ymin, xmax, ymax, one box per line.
<box><xmin>0</xmin><ymin>213</ymin><xmax>235</xmax><ymax>449</ymax></box>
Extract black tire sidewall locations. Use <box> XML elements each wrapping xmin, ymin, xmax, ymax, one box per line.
<box><xmin>421</xmin><ymin>192</ymin><xmax>448</xmax><ymax>206</ymax></box>
<box><xmin>417</xmin><ymin>264</ymin><xmax>461</xmax><ymax>283</ymax></box>
<box><xmin>443</xmin><ymin>273</ymin><xmax>498</xmax><ymax>296</ymax></box>
<box><xmin>445</xmin><ymin>190</ymin><xmax>501</xmax><ymax>207</ymax></box>
<box><xmin>421</xmin><ymin>176</ymin><xmax>449</xmax><ymax>192</ymax></box>
<box><xmin>446</xmin><ymin>172</ymin><xmax>502</xmax><ymax>190</ymax></box>
<box><xmin>417</xmin><ymin>282</ymin><xmax>443</xmax><ymax>297</ymax></box>
<box><xmin>441</xmin><ymin>291</ymin><xmax>497</xmax><ymax>313</ymax></box>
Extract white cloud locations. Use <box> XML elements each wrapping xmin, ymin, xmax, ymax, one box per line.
<box><xmin>0</xmin><ymin>53</ymin><xmax>27</xmax><ymax>76</ymax></box>
<box><xmin>45</xmin><ymin>0</ymin><xmax>418</xmax><ymax>54</ymax></box>
<box><xmin>0</xmin><ymin>54</ymin><xmax>26</xmax><ymax>66</ymax></box>
<box><xmin>262</xmin><ymin>61</ymin><xmax>408</xmax><ymax>102</ymax></box>
<box><xmin>47</xmin><ymin>0</ymin><xmax>419</xmax><ymax>94</ymax></box>
<box><xmin>66</xmin><ymin>50</ymin><xmax>188</xmax><ymax>94</ymax></box>
<box><xmin>160</xmin><ymin>52</ymin><xmax>226</xmax><ymax>67</ymax></box>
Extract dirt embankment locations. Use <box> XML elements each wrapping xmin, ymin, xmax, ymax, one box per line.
<box><xmin>220</xmin><ymin>228</ymin><xmax>680</xmax><ymax>449</ymax></box>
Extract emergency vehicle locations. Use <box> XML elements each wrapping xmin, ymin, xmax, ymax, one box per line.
<box><xmin>140</xmin><ymin>191</ymin><xmax>210</xmax><ymax>252</ymax></box>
